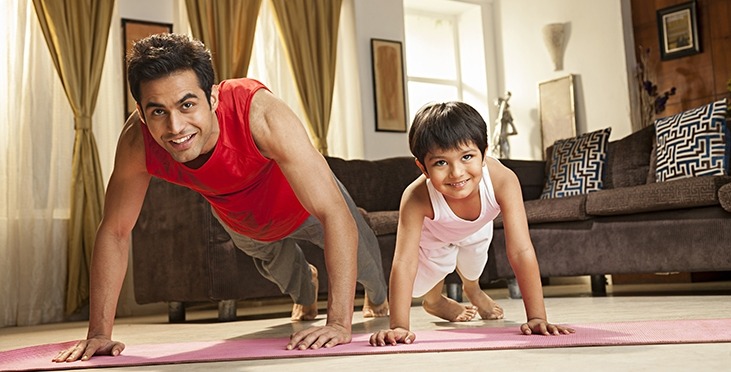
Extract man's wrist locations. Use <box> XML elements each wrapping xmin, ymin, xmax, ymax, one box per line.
<box><xmin>325</xmin><ymin>320</ymin><xmax>352</xmax><ymax>333</ymax></box>
<box><xmin>325</xmin><ymin>310</ymin><xmax>352</xmax><ymax>332</ymax></box>
<box><xmin>87</xmin><ymin>324</ymin><xmax>113</xmax><ymax>340</ymax></box>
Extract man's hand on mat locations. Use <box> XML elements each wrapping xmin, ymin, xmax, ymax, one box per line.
<box><xmin>369</xmin><ymin>327</ymin><xmax>416</xmax><ymax>346</ymax></box>
<box><xmin>52</xmin><ymin>337</ymin><xmax>125</xmax><ymax>362</ymax></box>
<box><xmin>520</xmin><ymin>318</ymin><xmax>575</xmax><ymax>336</ymax></box>
<box><xmin>287</xmin><ymin>324</ymin><xmax>352</xmax><ymax>350</ymax></box>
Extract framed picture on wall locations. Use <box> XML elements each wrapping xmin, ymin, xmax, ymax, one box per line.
<box><xmin>539</xmin><ymin>74</ymin><xmax>577</xmax><ymax>158</ymax></box>
<box><xmin>657</xmin><ymin>1</ymin><xmax>700</xmax><ymax>61</ymax></box>
<box><xmin>122</xmin><ymin>19</ymin><xmax>173</xmax><ymax>119</ymax></box>
<box><xmin>370</xmin><ymin>39</ymin><xmax>407</xmax><ymax>132</ymax></box>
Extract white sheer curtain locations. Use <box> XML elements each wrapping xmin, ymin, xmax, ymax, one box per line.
<box><xmin>0</xmin><ymin>0</ymin><xmax>124</xmax><ymax>327</ymax></box>
<box><xmin>326</xmin><ymin>0</ymin><xmax>364</xmax><ymax>159</ymax></box>
<box><xmin>1</xmin><ymin>0</ymin><xmax>72</xmax><ymax>327</ymax></box>
<box><xmin>95</xmin><ymin>6</ymin><xmax>126</xmax><ymax>189</ymax></box>
<box><xmin>175</xmin><ymin>0</ymin><xmax>364</xmax><ymax>159</ymax></box>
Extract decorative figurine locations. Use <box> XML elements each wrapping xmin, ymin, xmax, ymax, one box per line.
<box><xmin>491</xmin><ymin>91</ymin><xmax>517</xmax><ymax>159</ymax></box>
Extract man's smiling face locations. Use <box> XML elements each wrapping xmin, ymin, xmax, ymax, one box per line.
<box><xmin>137</xmin><ymin>69</ymin><xmax>220</xmax><ymax>167</ymax></box>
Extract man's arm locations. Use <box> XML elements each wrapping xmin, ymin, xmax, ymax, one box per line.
<box><xmin>248</xmin><ymin>90</ymin><xmax>357</xmax><ymax>349</ymax></box>
<box><xmin>489</xmin><ymin>158</ymin><xmax>573</xmax><ymax>335</ymax></box>
<box><xmin>54</xmin><ymin>115</ymin><xmax>151</xmax><ymax>362</ymax></box>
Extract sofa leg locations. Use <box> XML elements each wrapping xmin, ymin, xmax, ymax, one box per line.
<box><xmin>446</xmin><ymin>283</ymin><xmax>463</xmax><ymax>302</ymax></box>
<box><xmin>218</xmin><ymin>299</ymin><xmax>238</xmax><ymax>322</ymax></box>
<box><xmin>168</xmin><ymin>301</ymin><xmax>185</xmax><ymax>323</ymax></box>
<box><xmin>591</xmin><ymin>275</ymin><xmax>607</xmax><ymax>296</ymax></box>
<box><xmin>507</xmin><ymin>278</ymin><xmax>522</xmax><ymax>299</ymax></box>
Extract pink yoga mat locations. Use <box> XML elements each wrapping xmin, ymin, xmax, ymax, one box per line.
<box><xmin>2</xmin><ymin>318</ymin><xmax>730</xmax><ymax>371</ymax></box>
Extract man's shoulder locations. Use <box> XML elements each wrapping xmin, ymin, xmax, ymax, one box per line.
<box><xmin>217</xmin><ymin>78</ymin><xmax>270</xmax><ymax>118</ymax></box>
<box><xmin>219</xmin><ymin>78</ymin><xmax>267</xmax><ymax>93</ymax></box>
<box><xmin>120</xmin><ymin>111</ymin><xmax>143</xmax><ymax>139</ymax></box>
<box><xmin>118</xmin><ymin>112</ymin><xmax>147</xmax><ymax>160</ymax></box>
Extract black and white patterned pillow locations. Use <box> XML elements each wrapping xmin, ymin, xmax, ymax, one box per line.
<box><xmin>655</xmin><ymin>99</ymin><xmax>729</xmax><ymax>182</ymax></box>
<box><xmin>541</xmin><ymin>127</ymin><xmax>612</xmax><ymax>199</ymax></box>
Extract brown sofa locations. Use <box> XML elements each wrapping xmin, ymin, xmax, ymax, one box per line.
<box><xmin>131</xmin><ymin>156</ymin><xmax>422</xmax><ymax>322</ymax></box>
<box><xmin>490</xmin><ymin>124</ymin><xmax>731</xmax><ymax>295</ymax></box>
<box><xmin>132</xmin><ymin>125</ymin><xmax>731</xmax><ymax>322</ymax></box>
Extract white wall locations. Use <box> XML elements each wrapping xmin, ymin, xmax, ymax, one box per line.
<box><xmin>353</xmin><ymin>0</ymin><xmax>411</xmax><ymax>160</ymax></box>
<box><xmin>497</xmin><ymin>0</ymin><xmax>633</xmax><ymax>160</ymax></box>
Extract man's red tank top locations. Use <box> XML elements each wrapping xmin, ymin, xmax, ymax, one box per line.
<box><xmin>140</xmin><ymin>78</ymin><xmax>310</xmax><ymax>242</ymax></box>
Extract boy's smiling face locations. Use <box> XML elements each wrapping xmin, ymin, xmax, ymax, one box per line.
<box><xmin>417</xmin><ymin>141</ymin><xmax>486</xmax><ymax>201</ymax></box>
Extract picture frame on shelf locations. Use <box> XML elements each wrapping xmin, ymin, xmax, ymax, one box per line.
<box><xmin>657</xmin><ymin>1</ymin><xmax>700</xmax><ymax>61</ymax></box>
<box><xmin>370</xmin><ymin>38</ymin><xmax>407</xmax><ymax>132</ymax></box>
<box><xmin>122</xmin><ymin>19</ymin><xmax>173</xmax><ymax>119</ymax></box>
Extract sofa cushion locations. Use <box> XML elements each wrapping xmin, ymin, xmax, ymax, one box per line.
<box><xmin>363</xmin><ymin>210</ymin><xmax>399</xmax><ymax>236</ymax></box>
<box><xmin>604</xmin><ymin>125</ymin><xmax>655</xmax><ymax>189</ymax></box>
<box><xmin>654</xmin><ymin>99</ymin><xmax>729</xmax><ymax>182</ymax></box>
<box><xmin>586</xmin><ymin>175</ymin><xmax>731</xmax><ymax>216</ymax></box>
<box><xmin>719</xmin><ymin>182</ymin><xmax>731</xmax><ymax>213</ymax></box>
<box><xmin>494</xmin><ymin>194</ymin><xmax>588</xmax><ymax>227</ymax></box>
<box><xmin>541</xmin><ymin>127</ymin><xmax>611</xmax><ymax>199</ymax></box>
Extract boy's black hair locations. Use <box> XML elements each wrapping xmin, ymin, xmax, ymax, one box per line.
<box><xmin>408</xmin><ymin>101</ymin><xmax>489</xmax><ymax>166</ymax></box>
<box><xmin>127</xmin><ymin>33</ymin><xmax>215</xmax><ymax>108</ymax></box>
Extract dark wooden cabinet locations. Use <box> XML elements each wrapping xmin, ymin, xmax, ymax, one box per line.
<box><xmin>631</xmin><ymin>0</ymin><xmax>731</xmax><ymax>117</ymax></box>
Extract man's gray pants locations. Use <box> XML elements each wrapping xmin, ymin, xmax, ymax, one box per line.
<box><xmin>213</xmin><ymin>178</ymin><xmax>388</xmax><ymax>306</ymax></box>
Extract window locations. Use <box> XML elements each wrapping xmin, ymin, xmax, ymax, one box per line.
<box><xmin>403</xmin><ymin>0</ymin><xmax>491</xmax><ymax>127</ymax></box>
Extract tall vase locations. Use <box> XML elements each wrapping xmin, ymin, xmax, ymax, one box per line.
<box><xmin>543</xmin><ymin>23</ymin><xmax>567</xmax><ymax>71</ymax></box>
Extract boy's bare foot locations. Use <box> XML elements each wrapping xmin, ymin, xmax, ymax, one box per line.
<box><xmin>362</xmin><ymin>293</ymin><xmax>389</xmax><ymax>318</ymax></box>
<box><xmin>463</xmin><ymin>286</ymin><xmax>504</xmax><ymax>320</ymax></box>
<box><xmin>291</xmin><ymin>264</ymin><xmax>319</xmax><ymax>321</ymax></box>
<box><xmin>422</xmin><ymin>295</ymin><xmax>477</xmax><ymax>322</ymax></box>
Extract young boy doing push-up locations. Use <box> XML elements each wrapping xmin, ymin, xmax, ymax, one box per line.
<box><xmin>370</xmin><ymin>102</ymin><xmax>574</xmax><ymax>346</ymax></box>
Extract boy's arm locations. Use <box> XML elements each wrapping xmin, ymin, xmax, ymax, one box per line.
<box><xmin>370</xmin><ymin>178</ymin><xmax>427</xmax><ymax>346</ymax></box>
<box><xmin>248</xmin><ymin>90</ymin><xmax>357</xmax><ymax>350</ymax></box>
<box><xmin>489</xmin><ymin>159</ymin><xmax>574</xmax><ymax>336</ymax></box>
<box><xmin>55</xmin><ymin>115</ymin><xmax>152</xmax><ymax>362</ymax></box>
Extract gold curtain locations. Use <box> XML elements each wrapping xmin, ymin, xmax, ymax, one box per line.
<box><xmin>186</xmin><ymin>0</ymin><xmax>263</xmax><ymax>81</ymax></box>
<box><xmin>32</xmin><ymin>0</ymin><xmax>114</xmax><ymax>315</ymax></box>
<box><xmin>271</xmin><ymin>0</ymin><xmax>342</xmax><ymax>155</ymax></box>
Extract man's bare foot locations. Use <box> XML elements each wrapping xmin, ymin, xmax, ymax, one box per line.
<box><xmin>291</xmin><ymin>264</ymin><xmax>319</xmax><ymax>321</ymax></box>
<box><xmin>362</xmin><ymin>293</ymin><xmax>389</xmax><ymax>318</ymax></box>
<box><xmin>422</xmin><ymin>295</ymin><xmax>477</xmax><ymax>322</ymax></box>
<box><xmin>463</xmin><ymin>286</ymin><xmax>504</xmax><ymax>320</ymax></box>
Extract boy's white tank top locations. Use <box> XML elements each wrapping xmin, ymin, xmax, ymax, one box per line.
<box><xmin>420</xmin><ymin>164</ymin><xmax>501</xmax><ymax>249</ymax></box>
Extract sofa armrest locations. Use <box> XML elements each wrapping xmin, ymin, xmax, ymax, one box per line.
<box><xmin>499</xmin><ymin>159</ymin><xmax>546</xmax><ymax>200</ymax></box>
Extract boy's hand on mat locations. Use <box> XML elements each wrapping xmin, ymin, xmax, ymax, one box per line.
<box><xmin>520</xmin><ymin>318</ymin><xmax>575</xmax><ymax>336</ymax></box>
<box><xmin>369</xmin><ymin>327</ymin><xmax>416</xmax><ymax>346</ymax></box>
<box><xmin>287</xmin><ymin>324</ymin><xmax>352</xmax><ymax>350</ymax></box>
<box><xmin>52</xmin><ymin>337</ymin><xmax>125</xmax><ymax>362</ymax></box>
